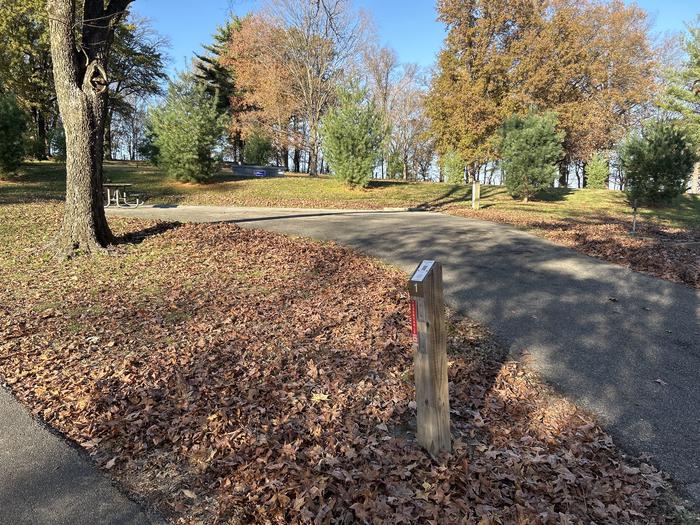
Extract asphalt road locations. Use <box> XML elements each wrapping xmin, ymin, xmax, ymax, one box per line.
<box><xmin>109</xmin><ymin>205</ymin><xmax>700</xmax><ymax>505</ymax></box>
<box><xmin>0</xmin><ymin>386</ymin><xmax>157</xmax><ymax>524</ymax></box>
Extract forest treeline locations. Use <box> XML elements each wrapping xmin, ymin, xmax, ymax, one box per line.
<box><xmin>1</xmin><ymin>0</ymin><xmax>699</xmax><ymax>195</ymax></box>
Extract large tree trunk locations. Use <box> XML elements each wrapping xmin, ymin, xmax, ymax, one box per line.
<box><xmin>29</xmin><ymin>108</ymin><xmax>49</xmax><ymax>160</ymax></box>
<box><xmin>104</xmin><ymin>108</ymin><xmax>114</xmax><ymax>160</ymax></box>
<box><xmin>558</xmin><ymin>160</ymin><xmax>569</xmax><ymax>188</ymax></box>
<box><xmin>47</xmin><ymin>0</ymin><xmax>131</xmax><ymax>257</ymax></box>
<box><xmin>690</xmin><ymin>163</ymin><xmax>700</xmax><ymax>194</ymax></box>
<box><xmin>281</xmin><ymin>145</ymin><xmax>289</xmax><ymax>170</ymax></box>
<box><xmin>293</xmin><ymin>148</ymin><xmax>300</xmax><ymax>173</ymax></box>
<box><xmin>308</xmin><ymin>120</ymin><xmax>319</xmax><ymax>177</ymax></box>
<box><xmin>308</xmin><ymin>144</ymin><xmax>319</xmax><ymax>176</ymax></box>
<box><xmin>36</xmin><ymin>109</ymin><xmax>49</xmax><ymax>160</ymax></box>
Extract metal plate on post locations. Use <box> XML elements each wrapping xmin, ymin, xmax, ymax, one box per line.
<box><xmin>411</xmin><ymin>260</ymin><xmax>435</xmax><ymax>283</ymax></box>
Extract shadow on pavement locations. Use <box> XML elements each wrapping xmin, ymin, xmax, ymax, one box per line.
<box><xmin>224</xmin><ymin>210</ymin><xmax>700</xmax><ymax>505</ymax></box>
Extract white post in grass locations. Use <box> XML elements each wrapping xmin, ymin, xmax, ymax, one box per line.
<box><xmin>472</xmin><ymin>180</ymin><xmax>481</xmax><ymax>210</ymax></box>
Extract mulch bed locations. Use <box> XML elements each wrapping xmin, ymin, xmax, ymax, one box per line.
<box><xmin>0</xmin><ymin>205</ymin><xmax>680</xmax><ymax>523</ymax></box>
<box><xmin>447</xmin><ymin>207</ymin><xmax>700</xmax><ymax>288</ymax></box>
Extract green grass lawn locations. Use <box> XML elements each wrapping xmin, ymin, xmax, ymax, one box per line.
<box><xmin>3</xmin><ymin>160</ymin><xmax>700</xmax><ymax>230</ymax></box>
<box><xmin>475</xmin><ymin>185</ymin><xmax>700</xmax><ymax>230</ymax></box>
<box><xmin>2</xmin><ymin>161</ymin><xmax>472</xmax><ymax>210</ymax></box>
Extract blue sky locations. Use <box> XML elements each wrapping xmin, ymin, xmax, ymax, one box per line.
<box><xmin>132</xmin><ymin>0</ymin><xmax>699</xmax><ymax>74</ymax></box>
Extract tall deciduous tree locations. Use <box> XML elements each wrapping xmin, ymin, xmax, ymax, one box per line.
<box><xmin>427</xmin><ymin>0</ymin><xmax>536</xmax><ymax>179</ymax></box>
<box><xmin>364</xmin><ymin>46</ymin><xmax>434</xmax><ymax>181</ymax></box>
<box><xmin>428</xmin><ymin>0</ymin><xmax>657</xmax><ymax>181</ymax></box>
<box><xmin>0</xmin><ymin>0</ymin><xmax>55</xmax><ymax>159</ymax></box>
<box><xmin>387</xmin><ymin>67</ymin><xmax>433</xmax><ymax>181</ymax></box>
<box><xmin>364</xmin><ymin>45</ymin><xmax>399</xmax><ymax>178</ymax></box>
<box><xmin>224</xmin><ymin>15</ymin><xmax>297</xmax><ymax>166</ymax></box>
<box><xmin>228</xmin><ymin>0</ymin><xmax>367</xmax><ymax>176</ymax></box>
<box><xmin>105</xmin><ymin>15</ymin><xmax>168</xmax><ymax>159</ymax></box>
<box><xmin>47</xmin><ymin>0</ymin><xmax>133</xmax><ymax>256</ymax></box>
<box><xmin>268</xmin><ymin>0</ymin><xmax>367</xmax><ymax>176</ymax></box>
<box><xmin>517</xmin><ymin>0</ymin><xmax>656</xmax><ymax>173</ymax></box>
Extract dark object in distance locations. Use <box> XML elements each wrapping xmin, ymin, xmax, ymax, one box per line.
<box><xmin>231</xmin><ymin>165</ymin><xmax>284</xmax><ymax>178</ymax></box>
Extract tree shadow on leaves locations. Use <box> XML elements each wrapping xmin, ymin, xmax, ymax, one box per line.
<box><xmin>218</xmin><ymin>209</ymin><xmax>700</xmax><ymax>509</ymax></box>
<box><xmin>114</xmin><ymin>221</ymin><xmax>182</xmax><ymax>246</ymax></box>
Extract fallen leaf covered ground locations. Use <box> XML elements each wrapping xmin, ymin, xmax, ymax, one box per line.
<box><xmin>447</xmin><ymin>207</ymin><xmax>700</xmax><ymax>289</ymax></box>
<box><xmin>0</xmin><ymin>203</ymin><xmax>688</xmax><ymax>523</ymax></box>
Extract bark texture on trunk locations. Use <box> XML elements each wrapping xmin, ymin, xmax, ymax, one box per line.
<box><xmin>104</xmin><ymin>108</ymin><xmax>114</xmax><ymax>160</ymax></box>
<box><xmin>47</xmin><ymin>0</ymin><xmax>132</xmax><ymax>257</ymax></box>
<box><xmin>32</xmin><ymin>109</ymin><xmax>49</xmax><ymax>160</ymax></box>
<box><xmin>308</xmin><ymin>120</ymin><xmax>319</xmax><ymax>177</ymax></box>
<box><xmin>281</xmin><ymin>145</ymin><xmax>289</xmax><ymax>170</ymax></box>
<box><xmin>558</xmin><ymin>160</ymin><xmax>569</xmax><ymax>188</ymax></box>
<box><xmin>689</xmin><ymin>162</ymin><xmax>700</xmax><ymax>194</ymax></box>
<box><xmin>308</xmin><ymin>145</ymin><xmax>319</xmax><ymax>177</ymax></box>
<box><xmin>293</xmin><ymin>148</ymin><xmax>300</xmax><ymax>173</ymax></box>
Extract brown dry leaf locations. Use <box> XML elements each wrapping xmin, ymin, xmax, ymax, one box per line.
<box><xmin>447</xmin><ymin>207</ymin><xmax>700</xmax><ymax>289</ymax></box>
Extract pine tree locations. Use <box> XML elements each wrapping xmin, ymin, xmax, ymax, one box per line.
<box><xmin>499</xmin><ymin>111</ymin><xmax>565</xmax><ymax>202</ymax></box>
<box><xmin>585</xmin><ymin>153</ymin><xmax>609</xmax><ymax>190</ymax></box>
<box><xmin>243</xmin><ymin>132</ymin><xmax>273</xmax><ymax>165</ymax></box>
<box><xmin>663</xmin><ymin>16</ymin><xmax>700</xmax><ymax>146</ymax></box>
<box><xmin>194</xmin><ymin>18</ymin><xmax>241</xmax><ymax>115</ymax></box>
<box><xmin>440</xmin><ymin>149</ymin><xmax>465</xmax><ymax>184</ymax></box>
<box><xmin>321</xmin><ymin>85</ymin><xmax>387</xmax><ymax>188</ymax></box>
<box><xmin>149</xmin><ymin>74</ymin><xmax>225</xmax><ymax>183</ymax></box>
<box><xmin>619</xmin><ymin>121</ymin><xmax>698</xmax><ymax>206</ymax></box>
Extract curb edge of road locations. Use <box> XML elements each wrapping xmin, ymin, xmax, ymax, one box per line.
<box><xmin>0</xmin><ymin>382</ymin><xmax>166</xmax><ymax>524</ymax></box>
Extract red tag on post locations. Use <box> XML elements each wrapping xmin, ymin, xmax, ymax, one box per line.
<box><xmin>410</xmin><ymin>299</ymin><xmax>418</xmax><ymax>342</ymax></box>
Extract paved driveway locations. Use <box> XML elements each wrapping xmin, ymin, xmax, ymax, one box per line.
<box><xmin>109</xmin><ymin>205</ymin><xmax>700</xmax><ymax>504</ymax></box>
<box><xmin>0</xmin><ymin>386</ymin><xmax>155</xmax><ymax>524</ymax></box>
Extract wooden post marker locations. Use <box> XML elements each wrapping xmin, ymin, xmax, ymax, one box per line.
<box><xmin>408</xmin><ymin>260</ymin><xmax>451</xmax><ymax>456</ymax></box>
<box><xmin>472</xmin><ymin>180</ymin><xmax>481</xmax><ymax>210</ymax></box>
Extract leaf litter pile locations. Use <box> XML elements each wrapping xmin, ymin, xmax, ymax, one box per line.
<box><xmin>447</xmin><ymin>207</ymin><xmax>700</xmax><ymax>288</ymax></box>
<box><xmin>0</xmin><ymin>204</ymin><xmax>685</xmax><ymax>524</ymax></box>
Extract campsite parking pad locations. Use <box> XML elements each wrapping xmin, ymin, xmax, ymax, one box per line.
<box><xmin>109</xmin><ymin>205</ymin><xmax>700</xmax><ymax>506</ymax></box>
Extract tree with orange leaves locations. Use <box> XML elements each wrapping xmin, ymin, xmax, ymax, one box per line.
<box><xmin>223</xmin><ymin>15</ymin><xmax>298</xmax><ymax>168</ymax></box>
<box><xmin>427</xmin><ymin>0</ymin><xmax>658</xmax><ymax>185</ymax></box>
<box><xmin>224</xmin><ymin>1</ymin><xmax>368</xmax><ymax>174</ymax></box>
